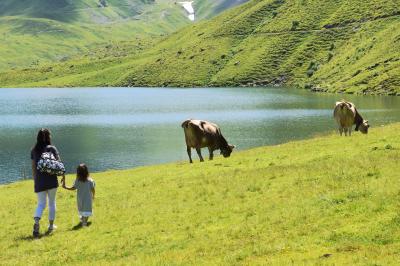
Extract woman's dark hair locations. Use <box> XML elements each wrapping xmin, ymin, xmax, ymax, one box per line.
<box><xmin>77</xmin><ymin>164</ymin><xmax>89</xmax><ymax>182</ymax></box>
<box><xmin>33</xmin><ymin>128</ymin><xmax>52</xmax><ymax>153</ymax></box>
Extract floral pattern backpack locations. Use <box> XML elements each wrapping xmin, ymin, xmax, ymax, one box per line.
<box><xmin>37</xmin><ymin>149</ymin><xmax>65</xmax><ymax>176</ymax></box>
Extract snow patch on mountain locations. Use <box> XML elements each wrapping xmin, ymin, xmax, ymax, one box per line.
<box><xmin>179</xmin><ymin>2</ymin><xmax>195</xmax><ymax>21</ymax></box>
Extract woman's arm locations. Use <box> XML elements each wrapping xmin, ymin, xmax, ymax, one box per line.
<box><xmin>31</xmin><ymin>160</ymin><xmax>37</xmax><ymax>180</ymax></box>
<box><xmin>91</xmin><ymin>187</ymin><xmax>95</xmax><ymax>200</ymax></box>
<box><xmin>62</xmin><ymin>184</ymin><xmax>76</xmax><ymax>191</ymax></box>
<box><xmin>52</xmin><ymin>146</ymin><xmax>61</xmax><ymax>161</ymax></box>
<box><xmin>61</xmin><ymin>178</ymin><xmax>76</xmax><ymax>191</ymax></box>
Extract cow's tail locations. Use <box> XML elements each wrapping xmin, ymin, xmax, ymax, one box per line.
<box><xmin>337</xmin><ymin>100</ymin><xmax>347</xmax><ymax>110</ymax></box>
<box><xmin>181</xmin><ymin>119</ymin><xmax>191</xmax><ymax>128</ymax></box>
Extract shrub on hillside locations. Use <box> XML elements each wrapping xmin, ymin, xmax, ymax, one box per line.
<box><xmin>307</xmin><ymin>61</ymin><xmax>319</xmax><ymax>77</ymax></box>
<box><xmin>327</xmin><ymin>52</ymin><xmax>334</xmax><ymax>62</ymax></box>
<box><xmin>291</xmin><ymin>20</ymin><xmax>300</xmax><ymax>30</ymax></box>
<box><xmin>98</xmin><ymin>0</ymin><xmax>108</xmax><ymax>7</ymax></box>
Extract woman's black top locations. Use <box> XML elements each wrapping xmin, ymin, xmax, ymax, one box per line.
<box><xmin>31</xmin><ymin>145</ymin><xmax>60</xmax><ymax>193</ymax></box>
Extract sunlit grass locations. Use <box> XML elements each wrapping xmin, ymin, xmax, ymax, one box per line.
<box><xmin>1</xmin><ymin>123</ymin><xmax>400</xmax><ymax>265</ymax></box>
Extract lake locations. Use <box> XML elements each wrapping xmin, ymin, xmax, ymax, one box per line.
<box><xmin>1</xmin><ymin>87</ymin><xmax>400</xmax><ymax>184</ymax></box>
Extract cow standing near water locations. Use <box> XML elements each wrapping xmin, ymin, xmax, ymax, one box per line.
<box><xmin>333</xmin><ymin>100</ymin><xmax>370</xmax><ymax>136</ymax></box>
<box><xmin>181</xmin><ymin>119</ymin><xmax>235</xmax><ymax>163</ymax></box>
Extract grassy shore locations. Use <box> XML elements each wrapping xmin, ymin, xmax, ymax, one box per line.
<box><xmin>1</xmin><ymin>123</ymin><xmax>400</xmax><ymax>265</ymax></box>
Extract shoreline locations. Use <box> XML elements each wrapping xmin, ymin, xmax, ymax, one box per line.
<box><xmin>0</xmin><ymin>85</ymin><xmax>399</xmax><ymax>96</ymax></box>
<box><xmin>2</xmin><ymin>122</ymin><xmax>397</xmax><ymax>187</ymax></box>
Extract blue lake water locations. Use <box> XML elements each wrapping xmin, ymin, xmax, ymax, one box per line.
<box><xmin>1</xmin><ymin>87</ymin><xmax>400</xmax><ymax>184</ymax></box>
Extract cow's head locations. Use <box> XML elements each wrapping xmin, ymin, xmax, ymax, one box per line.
<box><xmin>359</xmin><ymin>120</ymin><xmax>370</xmax><ymax>134</ymax></box>
<box><xmin>220</xmin><ymin>144</ymin><xmax>235</xmax><ymax>158</ymax></box>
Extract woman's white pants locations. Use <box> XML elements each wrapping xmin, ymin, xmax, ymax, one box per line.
<box><xmin>34</xmin><ymin>188</ymin><xmax>57</xmax><ymax>221</ymax></box>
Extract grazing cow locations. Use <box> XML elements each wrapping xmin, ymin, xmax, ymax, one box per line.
<box><xmin>333</xmin><ymin>100</ymin><xmax>370</xmax><ymax>136</ymax></box>
<box><xmin>181</xmin><ymin>119</ymin><xmax>235</xmax><ymax>163</ymax></box>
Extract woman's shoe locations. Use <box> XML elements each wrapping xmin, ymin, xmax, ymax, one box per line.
<box><xmin>82</xmin><ymin>216</ymin><xmax>88</xmax><ymax>227</ymax></box>
<box><xmin>33</xmin><ymin>223</ymin><xmax>40</xmax><ymax>238</ymax></box>
<box><xmin>47</xmin><ymin>224</ymin><xmax>57</xmax><ymax>234</ymax></box>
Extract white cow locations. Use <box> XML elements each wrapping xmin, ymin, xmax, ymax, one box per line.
<box><xmin>333</xmin><ymin>100</ymin><xmax>369</xmax><ymax>136</ymax></box>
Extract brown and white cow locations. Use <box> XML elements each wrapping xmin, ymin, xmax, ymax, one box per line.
<box><xmin>181</xmin><ymin>119</ymin><xmax>235</xmax><ymax>163</ymax></box>
<box><xmin>333</xmin><ymin>100</ymin><xmax>369</xmax><ymax>136</ymax></box>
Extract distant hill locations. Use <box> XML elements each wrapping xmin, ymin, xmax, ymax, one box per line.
<box><xmin>0</xmin><ymin>0</ymin><xmax>248</xmax><ymax>70</ymax></box>
<box><xmin>0</xmin><ymin>0</ymin><xmax>399</xmax><ymax>95</ymax></box>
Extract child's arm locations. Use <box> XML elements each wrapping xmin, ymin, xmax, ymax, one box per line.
<box><xmin>62</xmin><ymin>179</ymin><xmax>76</xmax><ymax>191</ymax></box>
<box><xmin>91</xmin><ymin>187</ymin><xmax>95</xmax><ymax>199</ymax></box>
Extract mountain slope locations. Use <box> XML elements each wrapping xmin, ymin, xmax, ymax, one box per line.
<box><xmin>0</xmin><ymin>0</ymin><xmax>247</xmax><ymax>71</ymax></box>
<box><xmin>0</xmin><ymin>0</ymin><xmax>399</xmax><ymax>95</ymax></box>
<box><xmin>1</xmin><ymin>123</ymin><xmax>400</xmax><ymax>264</ymax></box>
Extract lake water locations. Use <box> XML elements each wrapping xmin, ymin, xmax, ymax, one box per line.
<box><xmin>1</xmin><ymin>87</ymin><xmax>400</xmax><ymax>184</ymax></box>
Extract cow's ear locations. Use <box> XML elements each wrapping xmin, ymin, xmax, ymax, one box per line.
<box><xmin>229</xmin><ymin>144</ymin><xmax>236</xmax><ymax>149</ymax></box>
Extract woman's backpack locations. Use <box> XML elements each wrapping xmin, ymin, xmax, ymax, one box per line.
<box><xmin>37</xmin><ymin>150</ymin><xmax>65</xmax><ymax>176</ymax></box>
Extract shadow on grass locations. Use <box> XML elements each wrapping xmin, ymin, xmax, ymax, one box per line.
<box><xmin>16</xmin><ymin>230</ymin><xmax>54</xmax><ymax>241</ymax></box>
<box><xmin>71</xmin><ymin>221</ymin><xmax>92</xmax><ymax>231</ymax></box>
<box><xmin>16</xmin><ymin>222</ymin><xmax>93</xmax><ymax>240</ymax></box>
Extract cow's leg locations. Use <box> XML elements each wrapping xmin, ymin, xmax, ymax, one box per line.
<box><xmin>339</xmin><ymin>127</ymin><xmax>343</xmax><ymax>136</ymax></box>
<box><xmin>208</xmin><ymin>147</ymin><xmax>214</xmax><ymax>160</ymax></box>
<box><xmin>196</xmin><ymin>148</ymin><xmax>204</xmax><ymax>162</ymax></box>
<box><xmin>344</xmin><ymin>127</ymin><xmax>348</xmax><ymax>136</ymax></box>
<box><xmin>186</xmin><ymin>146</ymin><xmax>193</xmax><ymax>163</ymax></box>
<box><xmin>349</xmin><ymin>128</ymin><xmax>352</xmax><ymax>136</ymax></box>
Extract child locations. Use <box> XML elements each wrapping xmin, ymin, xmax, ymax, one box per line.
<box><xmin>62</xmin><ymin>164</ymin><xmax>95</xmax><ymax>226</ymax></box>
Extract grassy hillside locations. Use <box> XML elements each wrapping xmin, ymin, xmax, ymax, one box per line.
<box><xmin>0</xmin><ymin>0</ymin><xmax>189</xmax><ymax>70</ymax></box>
<box><xmin>1</xmin><ymin>0</ymin><xmax>398</xmax><ymax>95</ymax></box>
<box><xmin>0</xmin><ymin>0</ymin><xmax>246</xmax><ymax>71</ymax></box>
<box><xmin>1</xmin><ymin>123</ymin><xmax>400</xmax><ymax>265</ymax></box>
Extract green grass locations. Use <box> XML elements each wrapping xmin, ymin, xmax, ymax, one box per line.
<box><xmin>1</xmin><ymin>0</ymin><xmax>399</xmax><ymax>95</ymax></box>
<box><xmin>1</xmin><ymin>123</ymin><xmax>400</xmax><ymax>265</ymax></box>
<box><xmin>0</xmin><ymin>0</ymin><xmax>190</xmax><ymax>71</ymax></box>
<box><xmin>0</xmin><ymin>0</ymin><xmax>247</xmax><ymax>71</ymax></box>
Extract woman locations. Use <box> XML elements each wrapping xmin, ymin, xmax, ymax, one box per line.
<box><xmin>31</xmin><ymin>128</ymin><xmax>64</xmax><ymax>237</ymax></box>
